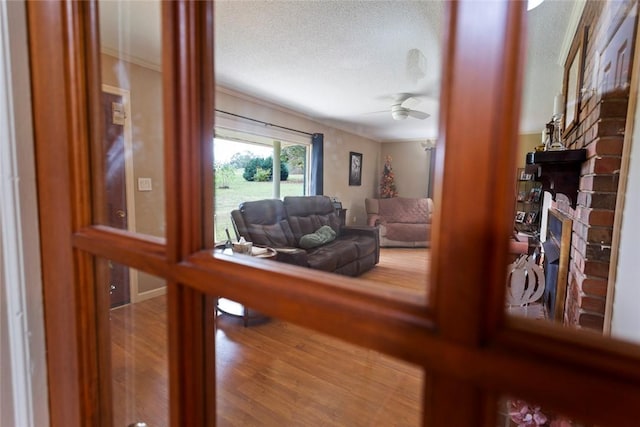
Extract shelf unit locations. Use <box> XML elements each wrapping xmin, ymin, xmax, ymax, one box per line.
<box><xmin>514</xmin><ymin>168</ymin><xmax>543</xmax><ymax>234</ymax></box>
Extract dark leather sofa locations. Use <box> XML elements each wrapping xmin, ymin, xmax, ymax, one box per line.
<box><xmin>231</xmin><ymin>196</ymin><xmax>379</xmax><ymax>276</ymax></box>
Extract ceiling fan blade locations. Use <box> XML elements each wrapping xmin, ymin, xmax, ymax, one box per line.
<box><xmin>400</xmin><ymin>96</ymin><xmax>421</xmax><ymax>110</ymax></box>
<box><xmin>408</xmin><ymin>109</ymin><xmax>430</xmax><ymax>120</ymax></box>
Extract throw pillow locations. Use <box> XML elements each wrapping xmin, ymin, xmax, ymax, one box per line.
<box><xmin>299</xmin><ymin>225</ymin><xmax>336</xmax><ymax>249</ymax></box>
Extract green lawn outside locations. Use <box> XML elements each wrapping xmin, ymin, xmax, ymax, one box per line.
<box><xmin>214</xmin><ymin>169</ymin><xmax>304</xmax><ymax>241</ymax></box>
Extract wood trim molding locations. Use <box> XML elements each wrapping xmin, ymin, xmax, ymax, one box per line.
<box><xmin>26</xmin><ymin>1</ymin><xmax>103</xmax><ymax>425</ymax></box>
<box><xmin>0</xmin><ymin>1</ymin><xmax>48</xmax><ymax>425</ymax></box>
<box><xmin>161</xmin><ymin>1</ymin><xmax>215</xmax><ymax>425</ymax></box>
<box><xmin>25</xmin><ymin>0</ymin><xmax>640</xmax><ymax>426</ymax></box>
<box><xmin>557</xmin><ymin>0</ymin><xmax>587</xmax><ymax>66</ymax></box>
<box><xmin>432</xmin><ymin>0</ymin><xmax>525</xmax><ymax>345</ymax></box>
<box><xmin>604</xmin><ymin>6</ymin><xmax>640</xmax><ymax>334</ymax></box>
<box><xmin>100</xmin><ymin>46</ymin><xmax>162</xmax><ymax>72</ymax></box>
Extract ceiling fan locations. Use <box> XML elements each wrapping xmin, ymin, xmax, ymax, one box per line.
<box><xmin>375</xmin><ymin>93</ymin><xmax>430</xmax><ymax>121</ymax></box>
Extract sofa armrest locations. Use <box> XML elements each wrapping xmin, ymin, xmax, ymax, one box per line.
<box><xmin>367</xmin><ymin>214</ymin><xmax>380</xmax><ymax>227</ymax></box>
<box><xmin>342</xmin><ymin>225</ymin><xmax>380</xmax><ymax>263</ymax></box>
<box><xmin>427</xmin><ymin>198</ymin><xmax>434</xmax><ymax>224</ymax></box>
<box><xmin>343</xmin><ymin>225</ymin><xmax>377</xmax><ymax>237</ymax></box>
<box><xmin>273</xmin><ymin>247</ymin><xmax>308</xmax><ymax>267</ymax></box>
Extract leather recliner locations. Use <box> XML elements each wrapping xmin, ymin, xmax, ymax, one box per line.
<box><xmin>231</xmin><ymin>195</ymin><xmax>379</xmax><ymax>276</ymax></box>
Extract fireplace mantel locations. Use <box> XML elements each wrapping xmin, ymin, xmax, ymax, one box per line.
<box><xmin>525</xmin><ymin>149</ymin><xmax>587</xmax><ymax>209</ymax></box>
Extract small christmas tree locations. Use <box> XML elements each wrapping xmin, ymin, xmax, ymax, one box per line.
<box><xmin>379</xmin><ymin>155</ymin><xmax>398</xmax><ymax>198</ymax></box>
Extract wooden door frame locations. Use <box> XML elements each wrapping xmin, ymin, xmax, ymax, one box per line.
<box><xmin>100</xmin><ymin>84</ymin><xmax>145</xmax><ymax>305</ymax></box>
<box><xmin>101</xmin><ymin>84</ymin><xmax>135</xmax><ymax>237</ymax></box>
<box><xmin>26</xmin><ymin>1</ymin><xmax>640</xmax><ymax>427</ymax></box>
<box><xmin>604</xmin><ymin>8</ymin><xmax>640</xmax><ymax>334</ymax></box>
<box><xmin>0</xmin><ymin>1</ymin><xmax>49</xmax><ymax>425</ymax></box>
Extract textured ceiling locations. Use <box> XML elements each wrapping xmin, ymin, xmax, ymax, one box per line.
<box><xmin>214</xmin><ymin>0</ymin><xmax>444</xmax><ymax>141</ymax></box>
<box><xmin>100</xmin><ymin>0</ymin><xmax>578</xmax><ymax>142</ymax></box>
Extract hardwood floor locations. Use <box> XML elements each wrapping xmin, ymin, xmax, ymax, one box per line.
<box><xmin>110</xmin><ymin>295</ymin><xmax>169</xmax><ymax>427</ymax></box>
<box><xmin>360</xmin><ymin>247</ymin><xmax>430</xmax><ymax>296</ymax></box>
<box><xmin>110</xmin><ymin>248</ymin><xmax>428</xmax><ymax>426</ymax></box>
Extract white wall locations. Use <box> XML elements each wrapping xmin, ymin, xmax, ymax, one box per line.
<box><xmin>215</xmin><ymin>88</ymin><xmax>382</xmax><ymax>225</ymax></box>
<box><xmin>611</xmin><ymin>80</ymin><xmax>640</xmax><ymax>343</ymax></box>
<box><xmin>0</xmin><ymin>1</ymin><xmax>49</xmax><ymax>425</ymax></box>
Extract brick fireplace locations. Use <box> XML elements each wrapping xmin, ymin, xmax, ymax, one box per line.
<box><xmin>549</xmin><ymin>1</ymin><xmax>637</xmax><ymax>331</ymax></box>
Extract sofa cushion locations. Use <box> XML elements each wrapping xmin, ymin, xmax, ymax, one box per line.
<box><xmin>306</xmin><ymin>239</ymin><xmax>359</xmax><ymax>271</ymax></box>
<box><xmin>384</xmin><ymin>223</ymin><xmax>429</xmax><ymax>242</ymax></box>
<box><xmin>237</xmin><ymin>199</ymin><xmax>295</xmax><ymax>246</ymax></box>
<box><xmin>378</xmin><ymin>197</ymin><xmax>431</xmax><ymax>224</ymax></box>
<box><xmin>246</xmin><ymin>220</ymin><xmax>295</xmax><ymax>247</ymax></box>
<box><xmin>284</xmin><ymin>196</ymin><xmax>342</xmax><ymax>242</ymax></box>
<box><xmin>241</xmin><ymin>198</ymin><xmax>288</xmax><ymax>224</ymax></box>
<box><xmin>299</xmin><ymin>225</ymin><xmax>337</xmax><ymax>249</ymax></box>
<box><xmin>335</xmin><ymin>252</ymin><xmax>377</xmax><ymax>276</ymax></box>
<box><xmin>338</xmin><ymin>234</ymin><xmax>377</xmax><ymax>258</ymax></box>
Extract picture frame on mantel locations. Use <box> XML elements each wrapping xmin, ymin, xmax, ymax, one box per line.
<box><xmin>349</xmin><ymin>151</ymin><xmax>362</xmax><ymax>186</ymax></box>
<box><xmin>563</xmin><ymin>26</ymin><xmax>588</xmax><ymax>138</ymax></box>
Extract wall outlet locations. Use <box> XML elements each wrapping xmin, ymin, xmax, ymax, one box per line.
<box><xmin>137</xmin><ymin>177</ymin><xmax>152</xmax><ymax>191</ymax></box>
<box><xmin>352</xmin><ymin>216</ymin><xmax>356</xmax><ymax>223</ymax></box>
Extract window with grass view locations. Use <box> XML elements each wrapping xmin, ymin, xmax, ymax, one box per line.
<box><xmin>214</xmin><ymin>136</ymin><xmax>310</xmax><ymax>242</ymax></box>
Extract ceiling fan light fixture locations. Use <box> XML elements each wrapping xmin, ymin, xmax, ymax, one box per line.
<box><xmin>391</xmin><ymin>107</ymin><xmax>409</xmax><ymax>120</ymax></box>
<box><xmin>391</xmin><ymin>104</ymin><xmax>409</xmax><ymax>120</ymax></box>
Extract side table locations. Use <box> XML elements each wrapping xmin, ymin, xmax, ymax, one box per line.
<box><xmin>214</xmin><ymin>244</ymin><xmax>276</xmax><ymax>326</ymax></box>
<box><xmin>336</xmin><ymin>208</ymin><xmax>347</xmax><ymax>227</ymax></box>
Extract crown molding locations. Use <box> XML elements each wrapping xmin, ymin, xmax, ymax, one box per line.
<box><xmin>101</xmin><ymin>47</ymin><xmax>161</xmax><ymax>72</ymax></box>
<box><xmin>557</xmin><ymin>0</ymin><xmax>586</xmax><ymax>66</ymax></box>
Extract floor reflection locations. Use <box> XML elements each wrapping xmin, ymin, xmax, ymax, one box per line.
<box><xmin>110</xmin><ymin>248</ymin><xmax>429</xmax><ymax>426</ymax></box>
<box><xmin>216</xmin><ymin>313</ymin><xmax>424</xmax><ymax>426</ymax></box>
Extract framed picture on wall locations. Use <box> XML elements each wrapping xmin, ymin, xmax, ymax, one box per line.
<box><xmin>563</xmin><ymin>26</ymin><xmax>588</xmax><ymax>138</ymax></box>
<box><xmin>349</xmin><ymin>152</ymin><xmax>362</xmax><ymax>186</ymax></box>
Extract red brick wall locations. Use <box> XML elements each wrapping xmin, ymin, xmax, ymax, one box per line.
<box><xmin>557</xmin><ymin>1</ymin><xmax>635</xmax><ymax>331</ymax></box>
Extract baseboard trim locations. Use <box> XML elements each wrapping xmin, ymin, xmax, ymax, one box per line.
<box><xmin>134</xmin><ymin>286</ymin><xmax>166</xmax><ymax>303</ymax></box>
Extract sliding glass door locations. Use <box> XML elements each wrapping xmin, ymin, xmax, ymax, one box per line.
<box><xmin>213</xmin><ymin>136</ymin><xmax>310</xmax><ymax>242</ymax></box>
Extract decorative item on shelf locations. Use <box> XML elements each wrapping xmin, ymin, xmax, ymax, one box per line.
<box><xmin>525</xmin><ymin>211</ymin><xmax>538</xmax><ymax>225</ymax></box>
<box><xmin>542</xmin><ymin>94</ymin><xmax>566</xmax><ymax>151</ymax></box>
<box><xmin>331</xmin><ymin>196</ymin><xmax>342</xmax><ymax>210</ymax></box>
<box><xmin>519</xmin><ymin>170</ymin><xmax>534</xmax><ymax>180</ymax></box>
<box><xmin>534</xmin><ymin>129</ymin><xmax>547</xmax><ymax>152</ymax></box>
<box><xmin>507</xmin><ymin>399</ymin><xmax>575</xmax><ymax>426</ymax></box>
<box><xmin>506</xmin><ymin>254</ymin><xmax>545</xmax><ymax>307</ymax></box>
<box><xmin>527</xmin><ymin>187</ymin><xmax>542</xmax><ymax>203</ymax></box>
<box><xmin>379</xmin><ymin>155</ymin><xmax>398</xmax><ymax>198</ymax></box>
<box><xmin>232</xmin><ymin>236</ymin><xmax>252</xmax><ymax>255</ymax></box>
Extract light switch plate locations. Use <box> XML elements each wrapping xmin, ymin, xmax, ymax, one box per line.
<box><xmin>138</xmin><ymin>177</ymin><xmax>152</xmax><ymax>191</ymax></box>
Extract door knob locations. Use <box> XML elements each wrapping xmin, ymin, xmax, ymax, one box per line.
<box><xmin>116</xmin><ymin>209</ymin><xmax>126</xmax><ymax>218</ymax></box>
